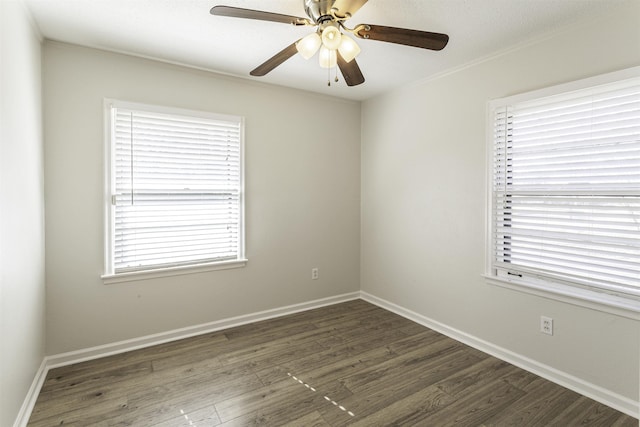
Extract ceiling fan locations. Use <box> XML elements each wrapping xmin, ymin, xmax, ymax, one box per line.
<box><xmin>210</xmin><ymin>0</ymin><xmax>449</xmax><ymax>87</ymax></box>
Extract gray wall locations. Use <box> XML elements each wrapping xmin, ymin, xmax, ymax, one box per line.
<box><xmin>0</xmin><ymin>2</ymin><xmax>46</xmax><ymax>426</ymax></box>
<box><xmin>42</xmin><ymin>42</ymin><xmax>362</xmax><ymax>354</ymax></box>
<box><xmin>361</xmin><ymin>2</ymin><xmax>640</xmax><ymax>404</ymax></box>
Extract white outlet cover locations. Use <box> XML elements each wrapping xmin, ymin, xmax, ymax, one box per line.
<box><xmin>540</xmin><ymin>316</ymin><xmax>553</xmax><ymax>335</ymax></box>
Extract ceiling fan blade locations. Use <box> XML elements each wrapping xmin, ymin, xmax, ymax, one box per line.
<box><xmin>331</xmin><ymin>0</ymin><xmax>368</xmax><ymax>18</ymax></box>
<box><xmin>250</xmin><ymin>42</ymin><xmax>299</xmax><ymax>77</ymax></box>
<box><xmin>210</xmin><ymin>5</ymin><xmax>312</xmax><ymax>26</ymax></box>
<box><xmin>354</xmin><ymin>24</ymin><xmax>449</xmax><ymax>50</ymax></box>
<box><xmin>337</xmin><ymin>52</ymin><xmax>365</xmax><ymax>87</ymax></box>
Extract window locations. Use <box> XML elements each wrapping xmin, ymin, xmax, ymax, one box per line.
<box><xmin>487</xmin><ymin>67</ymin><xmax>640</xmax><ymax>313</ymax></box>
<box><xmin>103</xmin><ymin>100</ymin><xmax>245</xmax><ymax>282</ymax></box>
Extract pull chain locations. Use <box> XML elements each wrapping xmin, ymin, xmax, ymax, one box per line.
<box><xmin>328</xmin><ymin>64</ymin><xmax>339</xmax><ymax>86</ymax></box>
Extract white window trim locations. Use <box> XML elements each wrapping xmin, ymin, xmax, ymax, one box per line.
<box><xmin>102</xmin><ymin>258</ymin><xmax>248</xmax><ymax>285</ymax></box>
<box><xmin>102</xmin><ymin>99</ymin><xmax>247</xmax><ymax>284</ymax></box>
<box><xmin>484</xmin><ymin>66</ymin><xmax>640</xmax><ymax>320</ymax></box>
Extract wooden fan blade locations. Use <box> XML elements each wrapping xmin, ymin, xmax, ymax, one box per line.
<box><xmin>210</xmin><ymin>5</ymin><xmax>311</xmax><ymax>26</ymax></box>
<box><xmin>337</xmin><ymin>52</ymin><xmax>365</xmax><ymax>86</ymax></box>
<box><xmin>355</xmin><ymin>24</ymin><xmax>449</xmax><ymax>50</ymax></box>
<box><xmin>250</xmin><ymin>42</ymin><xmax>299</xmax><ymax>77</ymax></box>
<box><xmin>331</xmin><ymin>0</ymin><xmax>368</xmax><ymax>18</ymax></box>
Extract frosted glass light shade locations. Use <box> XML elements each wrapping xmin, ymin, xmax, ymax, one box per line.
<box><xmin>338</xmin><ymin>35</ymin><xmax>361</xmax><ymax>63</ymax></box>
<box><xmin>321</xmin><ymin>26</ymin><xmax>342</xmax><ymax>50</ymax></box>
<box><xmin>296</xmin><ymin>32</ymin><xmax>321</xmax><ymax>60</ymax></box>
<box><xmin>318</xmin><ymin>46</ymin><xmax>337</xmax><ymax>68</ymax></box>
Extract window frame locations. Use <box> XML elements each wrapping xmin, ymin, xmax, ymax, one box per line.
<box><xmin>485</xmin><ymin>66</ymin><xmax>640</xmax><ymax>319</ymax></box>
<box><xmin>102</xmin><ymin>99</ymin><xmax>247</xmax><ymax>284</ymax></box>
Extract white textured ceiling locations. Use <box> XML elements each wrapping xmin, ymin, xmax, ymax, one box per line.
<box><xmin>24</xmin><ymin>0</ymin><xmax>630</xmax><ymax>100</ymax></box>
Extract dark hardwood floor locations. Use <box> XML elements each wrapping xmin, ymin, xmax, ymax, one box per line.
<box><xmin>28</xmin><ymin>300</ymin><xmax>637</xmax><ymax>426</ymax></box>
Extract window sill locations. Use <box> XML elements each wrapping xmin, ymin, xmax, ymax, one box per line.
<box><xmin>102</xmin><ymin>259</ymin><xmax>248</xmax><ymax>285</ymax></box>
<box><xmin>483</xmin><ymin>274</ymin><xmax>640</xmax><ymax>321</ymax></box>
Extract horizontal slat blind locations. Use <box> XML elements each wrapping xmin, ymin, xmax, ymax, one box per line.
<box><xmin>112</xmin><ymin>107</ymin><xmax>242</xmax><ymax>273</ymax></box>
<box><xmin>492</xmin><ymin>76</ymin><xmax>640</xmax><ymax>297</ymax></box>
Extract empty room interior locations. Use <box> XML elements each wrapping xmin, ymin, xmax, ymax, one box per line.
<box><xmin>2</xmin><ymin>0</ymin><xmax>639</xmax><ymax>425</ymax></box>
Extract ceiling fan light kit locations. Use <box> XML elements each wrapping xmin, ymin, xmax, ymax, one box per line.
<box><xmin>296</xmin><ymin>32</ymin><xmax>322</xmax><ymax>60</ymax></box>
<box><xmin>318</xmin><ymin>46</ymin><xmax>338</xmax><ymax>69</ymax></box>
<box><xmin>321</xmin><ymin>25</ymin><xmax>342</xmax><ymax>50</ymax></box>
<box><xmin>211</xmin><ymin>0</ymin><xmax>449</xmax><ymax>87</ymax></box>
<box><xmin>337</xmin><ymin>35</ymin><xmax>361</xmax><ymax>63</ymax></box>
<box><xmin>296</xmin><ymin>25</ymin><xmax>361</xmax><ymax>67</ymax></box>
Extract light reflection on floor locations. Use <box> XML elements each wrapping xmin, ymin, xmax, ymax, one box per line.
<box><xmin>179</xmin><ymin>408</ymin><xmax>197</xmax><ymax>426</ymax></box>
<box><xmin>287</xmin><ymin>372</ymin><xmax>355</xmax><ymax>418</ymax></box>
<box><xmin>177</xmin><ymin>371</ymin><xmax>355</xmax><ymax>425</ymax></box>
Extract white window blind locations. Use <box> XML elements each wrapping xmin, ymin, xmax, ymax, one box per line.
<box><xmin>491</xmin><ymin>73</ymin><xmax>640</xmax><ymax>300</ymax></box>
<box><xmin>106</xmin><ymin>101</ymin><xmax>244</xmax><ymax>275</ymax></box>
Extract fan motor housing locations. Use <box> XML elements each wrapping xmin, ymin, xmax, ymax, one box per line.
<box><xmin>304</xmin><ymin>0</ymin><xmax>336</xmax><ymax>24</ymax></box>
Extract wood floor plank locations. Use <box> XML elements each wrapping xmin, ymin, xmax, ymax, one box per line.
<box><xmin>27</xmin><ymin>300</ymin><xmax>638</xmax><ymax>426</ymax></box>
<box><xmin>339</xmin><ymin>339</ymin><xmax>472</xmax><ymax>394</ymax></box>
<box><xmin>346</xmin><ymin>383</ymin><xmax>455</xmax><ymax>427</ymax></box>
<box><xmin>152</xmin><ymin>406</ymin><xmax>221</xmax><ymax>427</ymax></box>
<box><xmin>223</xmin><ymin>316</ymin><xmax>320</xmax><ymax>343</ymax></box>
<box><xmin>215</xmin><ymin>377</ymin><xmax>353</xmax><ymax>426</ymax></box>
<box><xmin>35</xmin><ymin>360</ymin><xmax>153</xmax><ymax>403</ymax></box>
<box><xmin>434</xmin><ymin>355</ymin><xmax>518</xmax><ymax>398</ymax></box>
<box><xmin>288</xmin><ymin>322</ymin><xmax>411</xmax><ymax>369</ymax></box>
<box><xmin>483</xmin><ymin>377</ymin><xmax>585</xmax><ymax>426</ymax></box>
<box><xmin>312</xmin><ymin>307</ymin><xmax>413</xmax><ymax>332</ymax></box>
<box><xmin>92</xmin><ymin>363</ymin><xmax>261</xmax><ymax>426</ymax></box>
<box><xmin>216</xmin><ymin>333</ymin><xmax>328</xmax><ymax>368</ymax></box>
<box><xmin>42</xmin><ymin>331</ymin><xmax>229</xmax><ymax>386</ymax></box>
<box><xmin>152</xmin><ymin>322</ymin><xmax>332</xmax><ymax>373</ymax></box>
<box><xmin>417</xmin><ymin>380</ymin><xmax>527</xmax><ymax>426</ymax></box>
<box><xmin>28</xmin><ymin>389</ymin><xmax>129</xmax><ymax>427</ymax></box>
<box><xmin>385</xmin><ymin>328</ymin><xmax>449</xmax><ymax>354</ymax></box>
<box><xmin>280</xmin><ymin>410</ymin><xmax>331</xmax><ymax>427</ymax></box>
<box><xmin>254</xmin><ymin>344</ymin><xmax>398</xmax><ymax>388</ymax></box>
<box><xmin>32</xmin><ymin>360</ymin><xmax>259</xmax><ymax>426</ymax></box>
<box><xmin>320</xmin><ymin>325</ymin><xmax>406</xmax><ymax>359</ymax></box>
<box><xmin>320</xmin><ymin>349</ymin><xmax>485</xmax><ymax>425</ymax></box>
<box><xmin>611</xmin><ymin>414</ymin><xmax>640</xmax><ymax>427</ymax></box>
<box><xmin>299</xmin><ymin>299</ymin><xmax>379</xmax><ymax>324</ymax></box>
<box><xmin>548</xmin><ymin>395</ymin><xmax>635</xmax><ymax>427</ymax></box>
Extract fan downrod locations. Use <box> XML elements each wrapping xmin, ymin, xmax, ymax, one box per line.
<box><xmin>304</xmin><ymin>0</ymin><xmax>337</xmax><ymax>24</ymax></box>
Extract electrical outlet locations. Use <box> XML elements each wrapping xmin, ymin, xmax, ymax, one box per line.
<box><xmin>311</xmin><ymin>268</ymin><xmax>319</xmax><ymax>280</ymax></box>
<box><xmin>540</xmin><ymin>316</ymin><xmax>553</xmax><ymax>335</ymax></box>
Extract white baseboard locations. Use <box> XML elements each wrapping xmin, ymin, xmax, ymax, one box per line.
<box><xmin>46</xmin><ymin>291</ymin><xmax>361</xmax><ymax>368</ymax></box>
<box><xmin>13</xmin><ymin>358</ymin><xmax>48</xmax><ymax>427</ymax></box>
<box><xmin>13</xmin><ymin>291</ymin><xmax>360</xmax><ymax>427</ymax></box>
<box><xmin>360</xmin><ymin>291</ymin><xmax>639</xmax><ymax>419</ymax></box>
<box><xmin>15</xmin><ymin>291</ymin><xmax>638</xmax><ymax>425</ymax></box>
